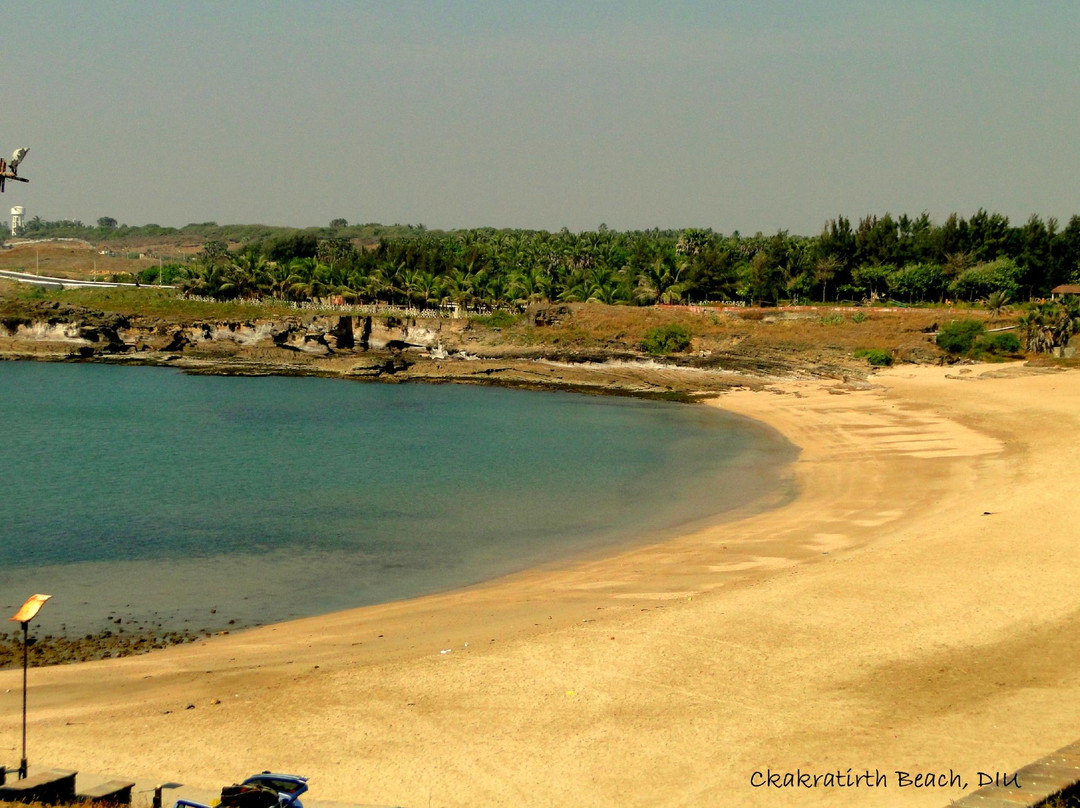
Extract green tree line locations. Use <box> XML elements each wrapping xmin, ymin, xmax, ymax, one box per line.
<box><xmin>17</xmin><ymin>210</ymin><xmax>1080</xmax><ymax>308</ymax></box>
<box><xmin>10</xmin><ymin>216</ymin><xmax>431</xmax><ymax>245</ymax></box>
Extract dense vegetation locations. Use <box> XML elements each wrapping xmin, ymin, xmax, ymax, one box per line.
<box><xmin>7</xmin><ymin>216</ymin><xmax>428</xmax><ymax>245</ymax></box>
<box><xmin>935</xmin><ymin>319</ymin><xmax>1024</xmax><ymax>358</ymax></box>
<box><xmin>9</xmin><ymin>212</ymin><xmax>1080</xmax><ymax>320</ymax></box>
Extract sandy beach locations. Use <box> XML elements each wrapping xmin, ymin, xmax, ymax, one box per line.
<box><xmin>3</xmin><ymin>362</ymin><xmax>1080</xmax><ymax>807</ymax></box>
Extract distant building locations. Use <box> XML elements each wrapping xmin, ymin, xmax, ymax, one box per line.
<box><xmin>1050</xmin><ymin>284</ymin><xmax>1080</xmax><ymax>299</ymax></box>
<box><xmin>10</xmin><ymin>205</ymin><xmax>23</xmax><ymax>235</ymax></box>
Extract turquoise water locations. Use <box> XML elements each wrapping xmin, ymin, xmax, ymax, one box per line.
<box><xmin>0</xmin><ymin>361</ymin><xmax>795</xmax><ymax>635</ymax></box>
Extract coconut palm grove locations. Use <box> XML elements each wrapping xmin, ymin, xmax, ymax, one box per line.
<box><xmin>11</xmin><ymin>210</ymin><xmax>1080</xmax><ymax>311</ymax></box>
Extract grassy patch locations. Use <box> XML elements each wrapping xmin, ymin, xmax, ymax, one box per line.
<box><xmin>469</xmin><ymin>309</ymin><xmax>522</xmax><ymax>329</ymax></box>
<box><xmin>8</xmin><ymin>286</ymin><xmax>297</xmax><ymax>321</ymax></box>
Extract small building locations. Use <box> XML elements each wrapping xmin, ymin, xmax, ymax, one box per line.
<box><xmin>1051</xmin><ymin>284</ymin><xmax>1080</xmax><ymax>299</ymax></box>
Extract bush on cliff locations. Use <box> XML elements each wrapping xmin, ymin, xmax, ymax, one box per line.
<box><xmin>936</xmin><ymin>319</ymin><xmax>985</xmax><ymax>354</ymax></box>
<box><xmin>642</xmin><ymin>323</ymin><xmax>692</xmax><ymax>355</ymax></box>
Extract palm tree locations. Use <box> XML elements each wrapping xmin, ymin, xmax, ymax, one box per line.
<box><xmin>586</xmin><ymin>265</ymin><xmax>628</xmax><ymax>305</ymax></box>
<box><xmin>987</xmin><ymin>290</ymin><xmax>1011</xmax><ymax>316</ymax></box>
<box><xmin>443</xmin><ymin>267</ymin><xmax>478</xmax><ymax>311</ymax></box>
<box><xmin>413</xmin><ymin>271</ymin><xmax>442</xmax><ymax>309</ymax></box>
<box><xmin>1018</xmin><ymin>299</ymin><xmax>1080</xmax><ymax>352</ymax></box>
<box><xmin>508</xmin><ymin>267</ymin><xmax>545</xmax><ymax>307</ymax></box>
<box><xmin>557</xmin><ymin>272</ymin><xmax>589</xmax><ymax>303</ymax></box>
<box><xmin>219</xmin><ymin>251</ymin><xmax>267</xmax><ymax>299</ymax></box>
<box><xmin>359</xmin><ymin>267</ymin><xmax>391</xmax><ymax>304</ymax></box>
<box><xmin>264</xmin><ymin>262</ymin><xmax>295</xmax><ymax>300</ymax></box>
<box><xmin>399</xmin><ymin>266</ymin><xmax>422</xmax><ymax>308</ymax></box>
<box><xmin>479</xmin><ymin>268</ymin><xmax>509</xmax><ymax>307</ymax></box>
<box><xmin>178</xmin><ymin>263</ymin><xmax>230</xmax><ymax>298</ymax></box>
<box><xmin>635</xmin><ymin>256</ymin><xmax>688</xmax><ymax>305</ymax></box>
<box><xmin>281</xmin><ymin>256</ymin><xmax>327</xmax><ymax>302</ymax></box>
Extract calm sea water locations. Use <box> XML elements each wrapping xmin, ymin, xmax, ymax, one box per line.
<box><xmin>0</xmin><ymin>361</ymin><xmax>795</xmax><ymax>635</ymax></box>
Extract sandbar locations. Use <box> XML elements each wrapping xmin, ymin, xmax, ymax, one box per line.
<box><xmin>2</xmin><ymin>363</ymin><xmax>1079</xmax><ymax>807</ymax></box>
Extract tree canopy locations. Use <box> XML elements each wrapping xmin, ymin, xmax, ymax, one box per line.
<box><xmin>13</xmin><ymin>210</ymin><xmax>1080</xmax><ymax>310</ymax></box>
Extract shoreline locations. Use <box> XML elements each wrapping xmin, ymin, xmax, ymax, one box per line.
<box><xmin>2</xmin><ymin>363</ymin><xmax>1079</xmax><ymax>807</ymax></box>
<box><xmin>0</xmin><ymin>347</ymin><xmax>776</xmax><ymax>402</ymax></box>
<box><xmin>0</xmin><ymin>358</ymin><xmax>796</xmax><ymax>662</ymax></box>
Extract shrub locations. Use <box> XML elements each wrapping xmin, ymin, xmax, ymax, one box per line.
<box><xmin>470</xmin><ymin>310</ymin><xmax>520</xmax><ymax>328</ymax></box>
<box><xmin>970</xmin><ymin>331</ymin><xmax>1022</xmax><ymax>358</ymax></box>
<box><xmin>854</xmin><ymin>348</ymin><xmax>893</xmax><ymax>366</ymax></box>
<box><xmin>136</xmin><ymin>264</ymin><xmax>184</xmax><ymax>285</ymax></box>
<box><xmin>642</xmin><ymin>323</ymin><xmax>693</xmax><ymax>355</ymax></box>
<box><xmin>936</xmin><ymin>319</ymin><xmax>985</xmax><ymax>353</ymax></box>
<box><xmin>987</xmin><ymin>332</ymin><xmax>1021</xmax><ymax>353</ymax></box>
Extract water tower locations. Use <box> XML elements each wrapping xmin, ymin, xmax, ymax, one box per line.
<box><xmin>10</xmin><ymin>206</ymin><xmax>24</xmax><ymax>235</ymax></box>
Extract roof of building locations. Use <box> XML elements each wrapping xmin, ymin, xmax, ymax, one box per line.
<box><xmin>1051</xmin><ymin>284</ymin><xmax>1080</xmax><ymax>294</ymax></box>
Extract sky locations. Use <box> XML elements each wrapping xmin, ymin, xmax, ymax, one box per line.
<box><xmin>4</xmin><ymin>1</ymin><xmax>1079</xmax><ymax>235</ymax></box>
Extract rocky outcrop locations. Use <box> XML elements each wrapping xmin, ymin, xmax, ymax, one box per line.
<box><xmin>0</xmin><ymin>303</ymin><xmax>131</xmax><ymax>355</ymax></box>
<box><xmin>0</xmin><ymin>298</ymin><xmax>842</xmax><ymax>397</ymax></box>
<box><xmin>0</xmin><ymin>302</ymin><xmax>461</xmax><ymax>363</ymax></box>
<box><xmin>366</xmin><ymin>315</ymin><xmax>445</xmax><ymax>351</ymax></box>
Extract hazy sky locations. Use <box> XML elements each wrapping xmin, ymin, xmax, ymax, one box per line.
<box><xmin>5</xmin><ymin>1</ymin><xmax>1079</xmax><ymax>234</ymax></box>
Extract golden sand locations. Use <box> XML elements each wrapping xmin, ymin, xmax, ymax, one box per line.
<box><xmin>3</xmin><ymin>363</ymin><xmax>1079</xmax><ymax>807</ymax></box>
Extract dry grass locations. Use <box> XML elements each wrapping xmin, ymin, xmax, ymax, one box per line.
<box><xmin>0</xmin><ymin>242</ymin><xmax>184</xmax><ymax>280</ymax></box>
<box><xmin>501</xmin><ymin>302</ymin><xmax>1010</xmax><ymax>369</ymax></box>
<box><xmin>0</xmin><ymin>277</ymin><xmax>1033</xmax><ymax>375</ymax></box>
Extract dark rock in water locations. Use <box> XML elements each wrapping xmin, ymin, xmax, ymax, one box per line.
<box><xmin>347</xmin><ymin>356</ymin><xmax>412</xmax><ymax>378</ymax></box>
<box><xmin>0</xmin><ymin>625</ymin><xmax>204</xmax><ymax>669</ymax></box>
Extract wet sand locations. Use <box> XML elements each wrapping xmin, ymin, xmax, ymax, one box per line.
<box><xmin>2</xmin><ymin>363</ymin><xmax>1079</xmax><ymax>807</ymax></box>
